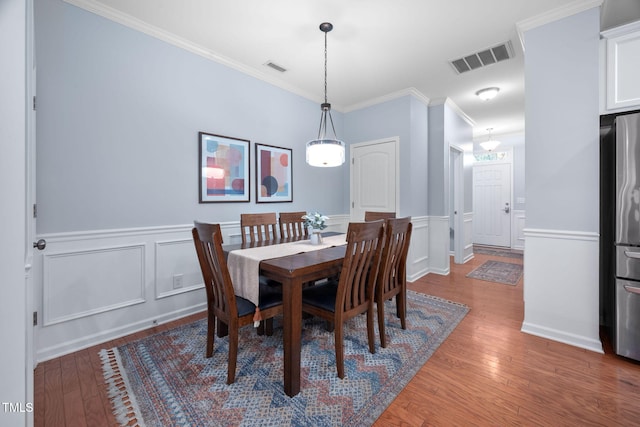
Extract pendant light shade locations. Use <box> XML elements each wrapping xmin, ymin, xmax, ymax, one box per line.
<box><xmin>480</xmin><ymin>128</ymin><xmax>501</xmax><ymax>151</ymax></box>
<box><xmin>306</xmin><ymin>22</ymin><xmax>345</xmax><ymax>167</ymax></box>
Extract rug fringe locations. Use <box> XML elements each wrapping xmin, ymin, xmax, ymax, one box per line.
<box><xmin>99</xmin><ymin>348</ymin><xmax>146</xmax><ymax>427</ymax></box>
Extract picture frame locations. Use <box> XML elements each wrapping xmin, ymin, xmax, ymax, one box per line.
<box><xmin>255</xmin><ymin>143</ymin><xmax>293</xmax><ymax>203</ymax></box>
<box><xmin>198</xmin><ymin>132</ymin><xmax>250</xmax><ymax>203</ymax></box>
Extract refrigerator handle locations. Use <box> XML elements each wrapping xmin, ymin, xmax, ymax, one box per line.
<box><xmin>624</xmin><ymin>250</ymin><xmax>640</xmax><ymax>259</ymax></box>
<box><xmin>624</xmin><ymin>285</ymin><xmax>640</xmax><ymax>295</ymax></box>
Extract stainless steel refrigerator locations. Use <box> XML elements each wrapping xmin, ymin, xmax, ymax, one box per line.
<box><xmin>613</xmin><ymin>111</ymin><xmax>640</xmax><ymax>361</ymax></box>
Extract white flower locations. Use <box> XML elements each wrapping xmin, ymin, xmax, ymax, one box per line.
<box><xmin>301</xmin><ymin>212</ymin><xmax>329</xmax><ymax>230</ymax></box>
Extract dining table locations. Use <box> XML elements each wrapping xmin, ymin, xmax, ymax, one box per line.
<box><xmin>223</xmin><ymin>232</ymin><xmax>347</xmax><ymax>397</ymax></box>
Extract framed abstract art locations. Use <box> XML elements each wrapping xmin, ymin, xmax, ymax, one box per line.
<box><xmin>255</xmin><ymin>143</ymin><xmax>293</xmax><ymax>203</ymax></box>
<box><xmin>198</xmin><ymin>132</ymin><xmax>250</xmax><ymax>203</ymax></box>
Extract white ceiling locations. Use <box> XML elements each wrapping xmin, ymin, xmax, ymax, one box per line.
<box><xmin>69</xmin><ymin>0</ymin><xmax>640</xmax><ymax>139</ymax></box>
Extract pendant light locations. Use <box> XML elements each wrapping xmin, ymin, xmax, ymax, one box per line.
<box><xmin>480</xmin><ymin>128</ymin><xmax>501</xmax><ymax>151</ymax></box>
<box><xmin>306</xmin><ymin>22</ymin><xmax>345</xmax><ymax>167</ymax></box>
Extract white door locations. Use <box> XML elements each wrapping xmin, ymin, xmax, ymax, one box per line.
<box><xmin>350</xmin><ymin>138</ymin><xmax>398</xmax><ymax>220</ymax></box>
<box><xmin>473</xmin><ymin>163</ymin><xmax>511</xmax><ymax>247</ymax></box>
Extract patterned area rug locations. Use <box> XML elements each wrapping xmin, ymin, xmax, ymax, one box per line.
<box><xmin>466</xmin><ymin>260</ymin><xmax>523</xmax><ymax>285</ymax></box>
<box><xmin>473</xmin><ymin>245</ymin><xmax>523</xmax><ymax>259</ymax></box>
<box><xmin>100</xmin><ymin>291</ymin><xmax>468</xmax><ymax>426</ymax></box>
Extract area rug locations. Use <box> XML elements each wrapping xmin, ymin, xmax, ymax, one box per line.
<box><xmin>100</xmin><ymin>291</ymin><xmax>468</xmax><ymax>427</ymax></box>
<box><xmin>466</xmin><ymin>260</ymin><xmax>523</xmax><ymax>285</ymax></box>
<box><xmin>473</xmin><ymin>245</ymin><xmax>523</xmax><ymax>259</ymax></box>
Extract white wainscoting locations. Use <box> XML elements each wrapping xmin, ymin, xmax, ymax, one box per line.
<box><xmin>407</xmin><ymin>216</ymin><xmax>429</xmax><ymax>282</ymax></box>
<box><xmin>34</xmin><ymin>216</ymin><xmax>352</xmax><ymax>362</ymax></box>
<box><xmin>521</xmin><ymin>228</ymin><xmax>602</xmax><ymax>353</ymax></box>
<box><xmin>512</xmin><ymin>210</ymin><xmax>526</xmax><ymax>250</ymax></box>
<box><xmin>463</xmin><ymin>212</ymin><xmax>474</xmax><ymax>262</ymax></box>
<box><xmin>428</xmin><ymin>216</ymin><xmax>450</xmax><ymax>275</ymax></box>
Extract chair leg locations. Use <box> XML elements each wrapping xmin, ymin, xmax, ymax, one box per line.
<box><xmin>366</xmin><ymin>307</ymin><xmax>376</xmax><ymax>354</ymax></box>
<box><xmin>217</xmin><ymin>318</ymin><xmax>229</xmax><ymax>338</ymax></box>
<box><xmin>398</xmin><ymin>289</ymin><xmax>407</xmax><ymax>330</ymax></box>
<box><xmin>227</xmin><ymin>328</ymin><xmax>238</xmax><ymax>385</ymax></box>
<box><xmin>335</xmin><ymin>324</ymin><xmax>345</xmax><ymax>379</ymax></box>
<box><xmin>206</xmin><ymin>313</ymin><xmax>215</xmax><ymax>358</ymax></box>
<box><xmin>377</xmin><ymin>297</ymin><xmax>387</xmax><ymax>348</ymax></box>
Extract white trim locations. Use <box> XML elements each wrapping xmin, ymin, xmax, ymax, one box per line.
<box><xmin>521</xmin><ymin>322</ymin><xmax>604</xmax><ymax>354</ymax></box>
<box><xmin>523</xmin><ymin>228</ymin><xmax>599</xmax><ymax>241</ymax></box>
<box><xmin>429</xmin><ymin>97</ymin><xmax>476</xmax><ymax>128</ymax></box>
<box><xmin>407</xmin><ymin>216</ymin><xmax>430</xmax><ymax>282</ymax></box>
<box><xmin>516</xmin><ymin>0</ymin><xmax>603</xmax><ymax>51</ymax></box>
<box><xmin>428</xmin><ymin>216</ymin><xmax>450</xmax><ymax>275</ymax></box>
<box><xmin>601</xmin><ymin>19</ymin><xmax>640</xmax><ymax>38</ymax></box>
<box><xmin>512</xmin><ymin>210</ymin><xmax>526</xmax><ymax>250</ymax></box>
<box><xmin>343</xmin><ymin>87</ymin><xmax>430</xmax><ymax>113</ymax></box>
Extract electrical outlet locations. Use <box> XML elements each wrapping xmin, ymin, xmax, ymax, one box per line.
<box><xmin>173</xmin><ymin>274</ymin><xmax>184</xmax><ymax>289</ymax></box>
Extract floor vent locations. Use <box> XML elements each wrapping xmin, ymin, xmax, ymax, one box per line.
<box><xmin>264</xmin><ymin>61</ymin><xmax>287</xmax><ymax>73</ymax></box>
<box><xmin>450</xmin><ymin>41</ymin><xmax>514</xmax><ymax>74</ymax></box>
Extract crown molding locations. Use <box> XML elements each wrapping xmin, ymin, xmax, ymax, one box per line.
<box><xmin>516</xmin><ymin>0</ymin><xmax>603</xmax><ymax>51</ymax></box>
<box><xmin>63</xmin><ymin>0</ymin><xmax>321</xmax><ymax>104</ymax></box>
<box><xmin>342</xmin><ymin>87</ymin><xmax>430</xmax><ymax>113</ymax></box>
<box><xmin>429</xmin><ymin>97</ymin><xmax>476</xmax><ymax>128</ymax></box>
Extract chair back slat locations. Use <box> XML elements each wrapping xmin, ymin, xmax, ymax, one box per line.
<box><xmin>364</xmin><ymin>211</ymin><xmax>396</xmax><ymax>222</ymax></box>
<box><xmin>336</xmin><ymin>221</ymin><xmax>384</xmax><ymax>315</ymax></box>
<box><xmin>192</xmin><ymin>221</ymin><xmax>238</xmax><ymax>320</ymax></box>
<box><xmin>279</xmin><ymin>211</ymin><xmax>308</xmax><ymax>238</ymax></box>
<box><xmin>378</xmin><ymin>217</ymin><xmax>412</xmax><ymax>297</ymax></box>
<box><xmin>240</xmin><ymin>213</ymin><xmax>278</xmax><ymax>243</ymax></box>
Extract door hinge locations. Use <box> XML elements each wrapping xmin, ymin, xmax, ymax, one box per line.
<box><xmin>33</xmin><ymin>203</ymin><xmax>37</xmax><ymax>218</ymax></box>
<box><xmin>33</xmin><ymin>311</ymin><xmax>37</xmax><ymax>326</ymax></box>
<box><xmin>352</xmin><ymin>158</ymin><xmax>354</xmax><ymax>165</ymax></box>
<box><xmin>33</xmin><ymin>96</ymin><xmax>36</xmax><ymax>111</ymax></box>
<box><xmin>352</xmin><ymin>201</ymin><xmax>354</xmax><ymax>208</ymax></box>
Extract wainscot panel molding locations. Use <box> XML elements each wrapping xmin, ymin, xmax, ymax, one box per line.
<box><xmin>428</xmin><ymin>216</ymin><xmax>450</xmax><ymax>275</ymax></box>
<box><xmin>463</xmin><ymin>212</ymin><xmax>474</xmax><ymax>262</ymax></box>
<box><xmin>407</xmin><ymin>216</ymin><xmax>429</xmax><ymax>282</ymax></box>
<box><xmin>43</xmin><ymin>243</ymin><xmax>146</xmax><ymax>326</ymax></box>
<box><xmin>512</xmin><ymin>210</ymin><xmax>526</xmax><ymax>250</ymax></box>
<box><xmin>521</xmin><ymin>228</ymin><xmax>602</xmax><ymax>353</ymax></box>
<box><xmin>34</xmin><ymin>217</ymin><xmax>352</xmax><ymax>362</ymax></box>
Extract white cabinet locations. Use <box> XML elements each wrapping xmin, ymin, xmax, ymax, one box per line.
<box><xmin>602</xmin><ymin>20</ymin><xmax>640</xmax><ymax>112</ymax></box>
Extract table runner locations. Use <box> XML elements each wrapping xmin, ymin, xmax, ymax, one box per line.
<box><xmin>227</xmin><ymin>234</ymin><xmax>347</xmax><ymax>307</ymax></box>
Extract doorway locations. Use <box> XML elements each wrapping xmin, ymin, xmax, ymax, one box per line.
<box><xmin>450</xmin><ymin>145</ymin><xmax>465</xmax><ymax>263</ymax></box>
<box><xmin>473</xmin><ymin>162</ymin><xmax>512</xmax><ymax>247</ymax></box>
<box><xmin>350</xmin><ymin>137</ymin><xmax>399</xmax><ymax>220</ymax></box>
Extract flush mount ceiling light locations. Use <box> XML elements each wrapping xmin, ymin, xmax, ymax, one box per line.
<box><xmin>306</xmin><ymin>22</ymin><xmax>345</xmax><ymax>168</ymax></box>
<box><xmin>480</xmin><ymin>128</ymin><xmax>501</xmax><ymax>151</ymax></box>
<box><xmin>475</xmin><ymin>87</ymin><xmax>500</xmax><ymax>101</ymax></box>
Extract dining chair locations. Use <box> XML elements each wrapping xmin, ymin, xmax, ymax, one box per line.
<box><xmin>375</xmin><ymin>217</ymin><xmax>413</xmax><ymax>348</ymax></box>
<box><xmin>279</xmin><ymin>211</ymin><xmax>309</xmax><ymax>239</ymax></box>
<box><xmin>301</xmin><ymin>220</ymin><xmax>385</xmax><ymax>378</ymax></box>
<box><xmin>192</xmin><ymin>221</ymin><xmax>283</xmax><ymax>384</ymax></box>
<box><xmin>364</xmin><ymin>211</ymin><xmax>396</xmax><ymax>221</ymax></box>
<box><xmin>240</xmin><ymin>212</ymin><xmax>278</xmax><ymax>243</ymax></box>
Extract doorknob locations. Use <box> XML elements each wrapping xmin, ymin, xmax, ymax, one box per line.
<box><xmin>503</xmin><ymin>203</ymin><xmax>510</xmax><ymax>214</ymax></box>
<box><xmin>33</xmin><ymin>239</ymin><xmax>46</xmax><ymax>250</ymax></box>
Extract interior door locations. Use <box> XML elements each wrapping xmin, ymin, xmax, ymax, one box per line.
<box><xmin>350</xmin><ymin>138</ymin><xmax>398</xmax><ymax>220</ymax></box>
<box><xmin>450</xmin><ymin>146</ymin><xmax>465</xmax><ymax>263</ymax></box>
<box><xmin>473</xmin><ymin>162</ymin><xmax>511</xmax><ymax>247</ymax></box>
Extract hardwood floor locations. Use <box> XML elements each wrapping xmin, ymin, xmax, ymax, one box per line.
<box><xmin>34</xmin><ymin>251</ymin><xmax>640</xmax><ymax>426</ymax></box>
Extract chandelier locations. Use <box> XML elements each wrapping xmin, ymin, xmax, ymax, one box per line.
<box><xmin>306</xmin><ymin>22</ymin><xmax>345</xmax><ymax>167</ymax></box>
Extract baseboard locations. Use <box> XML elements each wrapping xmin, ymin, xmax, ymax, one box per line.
<box><xmin>521</xmin><ymin>321</ymin><xmax>604</xmax><ymax>354</ymax></box>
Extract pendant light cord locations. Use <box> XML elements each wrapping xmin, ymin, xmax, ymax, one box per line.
<box><xmin>324</xmin><ymin>30</ymin><xmax>328</xmax><ymax>104</ymax></box>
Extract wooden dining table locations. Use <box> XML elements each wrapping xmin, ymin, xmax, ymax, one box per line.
<box><xmin>223</xmin><ymin>233</ymin><xmax>346</xmax><ymax>397</ymax></box>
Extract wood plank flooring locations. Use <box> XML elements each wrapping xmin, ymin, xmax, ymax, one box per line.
<box><xmin>34</xmin><ymin>251</ymin><xmax>640</xmax><ymax>426</ymax></box>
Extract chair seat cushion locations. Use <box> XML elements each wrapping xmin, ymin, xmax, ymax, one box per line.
<box><xmin>302</xmin><ymin>280</ymin><xmax>338</xmax><ymax>313</ymax></box>
<box><xmin>235</xmin><ymin>295</ymin><xmax>257</xmax><ymax>317</ymax></box>
<box><xmin>258</xmin><ymin>283</ymin><xmax>283</xmax><ymax>310</ymax></box>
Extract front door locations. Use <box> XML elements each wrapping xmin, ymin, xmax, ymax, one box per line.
<box><xmin>473</xmin><ymin>162</ymin><xmax>511</xmax><ymax>247</ymax></box>
<box><xmin>350</xmin><ymin>138</ymin><xmax>398</xmax><ymax>220</ymax></box>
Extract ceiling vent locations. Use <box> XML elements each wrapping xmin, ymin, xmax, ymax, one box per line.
<box><xmin>450</xmin><ymin>41</ymin><xmax>514</xmax><ymax>74</ymax></box>
<box><xmin>264</xmin><ymin>61</ymin><xmax>287</xmax><ymax>73</ymax></box>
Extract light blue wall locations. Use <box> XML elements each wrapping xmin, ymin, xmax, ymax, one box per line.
<box><xmin>428</xmin><ymin>102</ymin><xmax>473</xmax><ymax>217</ymax></box>
<box><xmin>35</xmin><ymin>0</ymin><xmax>348</xmax><ymax>233</ymax></box>
<box><xmin>525</xmin><ymin>9</ymin><xmax>600</xmax><ymax>232</ymax></box>
<box><xmin>343</xmin><ymin>95</ymin><xmax>429</xmax><ymax>218</ymax></box>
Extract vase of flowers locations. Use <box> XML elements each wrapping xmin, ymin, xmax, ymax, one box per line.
<box><xmin>302</xmin><ymin>212</ymin><xmax>328</xmax><ymax>245</ymax></box>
